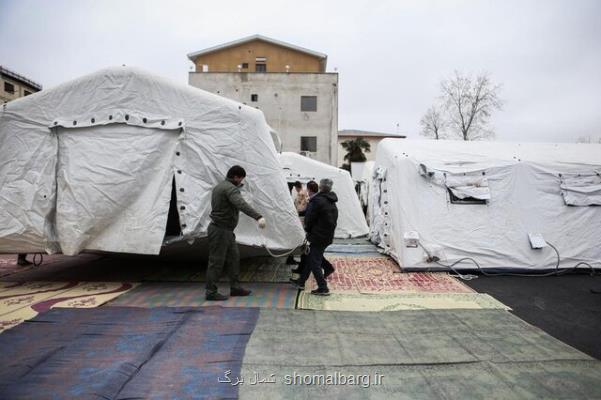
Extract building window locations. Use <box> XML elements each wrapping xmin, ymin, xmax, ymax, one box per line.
<box><xmin>251</xmin><ymin>94</ymin><xmax>258</xmax><ymax>102</ymax></box>
<box><xmin>202</xmin><ymin>64</ymin><xmax>209</xmax><ymax>72</ymax></box>
<box><xmin>255</xmin><ymin>63</ymin><xmax>266</xmax><ymax>72</ymax></box>
<box><xmin>300</xmin><ymin>136</ymin><xmax>317</xmax><ymax>153</ymax></box>
<box><xmin>24</xmin><ymin>90</ymin><xmax>32</xmax><ymax>96</ymax></box>
<box><xmin>242</xmin><ymin>63</ymin><xmax>249</xmax><ymax>69</ymax></box>
<box><xmin>4</xmin><ymin>82</ymin><xmax>15</xmax><ymax>94</ymax></box>
<box><xmin>301</xmin><ymin>96</ymin><xmax>317</xmax><ymax>112</ymax></box>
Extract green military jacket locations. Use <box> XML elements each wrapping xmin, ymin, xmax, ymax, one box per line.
<box><xmin>209</xmin><ymin>179</ymin><xmax>262</xmax><ymax>230</ymax></box>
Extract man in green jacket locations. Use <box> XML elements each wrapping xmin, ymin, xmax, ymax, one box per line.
<box><xmin>206</xmin><ymin>165</ymin><xmax>266</xmax><ymax>301</ymax></box>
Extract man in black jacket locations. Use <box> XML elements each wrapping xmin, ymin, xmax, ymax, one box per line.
<box><xmin>297</xmin><ymin>178</ymin><xmax>338</xmax><ymax>295</ymax></box>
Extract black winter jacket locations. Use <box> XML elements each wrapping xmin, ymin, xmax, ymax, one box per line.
<box><xmin>304</xmin><ymin>191</ymin><xmax>338</xmax><ymax>247</ymax></box>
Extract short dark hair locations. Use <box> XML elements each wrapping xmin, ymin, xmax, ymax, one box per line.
<box><xmin>227</xmin><ymin>165</ymin><xmax>246</xmax><ymax>179</ymax></box>
<box><xmin>306</xmin><ymin>180</ymin><xmax>318</xmax><ymax>193</ymax></box>
<box><xmin>293</xmin><ymin>181</ymin><xmax>302</xmax><ymax>189</ymax></box>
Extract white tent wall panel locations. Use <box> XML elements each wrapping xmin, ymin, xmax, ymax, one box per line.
<box><xmin>55</xmin><ymin>124</ymin><xmax>178</xmax><ymax>255</ymax></box>
<box><xmin>0</xmin><ymin>117</ymin><xmax>58</xmax><ymax>253</ymax></box>
<box><xmin>370</xmin><ymin>139</ymin><xmax>601</xmax><ymax>271</ymax></box>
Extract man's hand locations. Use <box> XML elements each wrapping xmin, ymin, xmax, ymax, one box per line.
<box><xmin>257</xmin><ymin>217</ymin><xmax>266</xmax><ymax>229</ymax></box>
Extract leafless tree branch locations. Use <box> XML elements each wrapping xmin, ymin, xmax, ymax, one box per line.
<box><xmin>439</xmin><ymin>71</ymin><xmax>503</xmax><ymax>140</ymax></box>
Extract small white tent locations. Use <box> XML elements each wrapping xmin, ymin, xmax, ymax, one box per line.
<box><xmin>0</xmin><ymin>67</ymin><xmax>305</xmax><ymax>256</ymax></box>
<box><xmin>370</xmin><ymin>139</ymin><xmax>601</xmax><ymax>271</ymax></box>
<box><xmin>278</xmin><ymin>152</ymin><xmax>369</xmax><ymax>238</ymax></box>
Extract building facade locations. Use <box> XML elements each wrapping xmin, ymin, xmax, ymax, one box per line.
<box><xmin>188</xmin><ymin>35</ymin><xmax>338</xmax><ymax>165</ymax></box>
<box><xmin>337</xmin><ymin>129</ymin><xmax>406</xmax><ymax>167</ymax></box>
<box><xmin>1</xmin><ymin>66</ymin><xmax>42</xmax><ymax>103</ymax></box>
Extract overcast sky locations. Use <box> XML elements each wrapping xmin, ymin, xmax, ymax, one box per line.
<box><xmin>1</xmin><ymin>0</ymin><xmax>600</xmax><ymax>142</ymax></box>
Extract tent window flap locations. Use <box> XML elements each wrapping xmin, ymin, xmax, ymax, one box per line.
<box><xmin>560</xmin><ymin>174</ymin><xmax>601</xmax><ymax>206</ymax></box>
<box><xmin>445</xmin><ymin>174</ymin><xmax>490</xmax><ymax>202</ymax></box>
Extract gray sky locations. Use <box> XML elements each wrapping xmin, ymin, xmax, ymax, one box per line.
<box><xmin>1</xmin><ymin>0</ymin><xmax>600</xmax><ymax>142</ymax></box>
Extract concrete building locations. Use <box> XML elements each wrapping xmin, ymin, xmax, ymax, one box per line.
<box><xmin>1</xmin><ymin>66</ymin><xmax>42</xmax><ymax>103</ymax></box>
<box><xmin>337</xmin><ymin>129</ymin><xmax>406</xmax><ymax>167</ymax></box>
<box><xmin>188</xmin><ymin>35</ymin><xmax>338</xmax><ymax>165</ymax></box>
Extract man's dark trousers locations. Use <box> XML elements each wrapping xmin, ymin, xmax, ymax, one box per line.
<box><xmin>299</xmin><ymin>243</ymin><xmax>328</xmax><ymax>290</ymax></box>
<box><xmin>206</xmin><ymin>223</ymin><xmax>240</xmax><ymax>295</ymax></box>
<box><xmin>297</xmin><ymin>250</ymin><xmax>334</xmax><ymax>286</ymax></box>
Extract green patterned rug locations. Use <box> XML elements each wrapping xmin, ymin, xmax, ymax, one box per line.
<box><xmin>296</xmin><ymin>292</ymin><xmax>509</xmax><ymax>311</ymax></box>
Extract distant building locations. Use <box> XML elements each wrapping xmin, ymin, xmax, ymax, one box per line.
<box><xmin>1</xmin><ymin>66</ymin><xmax>42</xmax><ymax>103</ymax></box>
<box><xmin>338</xmin><ymin>129</ymin><xmax>406</xmax><ymax>167</ymax></box>
<box><xmin>188</xmin><ymin>35</ymin><xmax>338</xmax><ymax>165</ymax></box>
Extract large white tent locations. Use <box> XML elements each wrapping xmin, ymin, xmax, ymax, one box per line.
<box><xmin>278</xmin><ymin>152</ymin><xmax>369</xmax><ymax>238</ymax></box>
<box><xmin>0</xmin><ymin>67</ymin><xmax>305</xmax><ymax>256</ymax></box>
<box><xmin>370</xmin><ymin>139</ymin><xmax>601</xmax><ymax>271</ymax></box>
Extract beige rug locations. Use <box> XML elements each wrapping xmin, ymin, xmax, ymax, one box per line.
<box><xmin>0</xmin><ymin>281</ymin><xmax>138</xmax><ymax>332</ymax></box>
<box><xmin>296</xmin><ymin>291</ymin><xmax>510</xmax><ymax>312</ymax></box>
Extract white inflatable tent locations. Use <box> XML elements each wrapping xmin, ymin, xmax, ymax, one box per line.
<box><xmin>0</xmin><ymin>66</ymin><xmax>305</xmax><ymax>256</ymax></box>
<box><xmin>278</xmin><ymin>152</ymin><xmax>369</xmax><ymax>238</ymax></box>
<box><xmin>370</xmin><ymin>139</ymin><xmax>601</xmax><ymax>271</ymax></box>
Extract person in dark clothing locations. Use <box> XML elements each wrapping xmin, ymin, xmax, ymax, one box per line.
<box><xmin>205</xmin><ymin>165</ymin><xmax>266</xmax><ymax>301</ymax></box>
<box><xmin>294</xmin><ymin>178</ymin><xmax>338</xmax><ymax>295</ymax></box>
<box><xmin>291</xmin><ymin>180</ymin><xmax>318</xmax><ymax>275</ymax></box>
<box><xmin>290</xmin><ymin>181</ymin><xmax>335</xmax><ymax>283</ymax></box>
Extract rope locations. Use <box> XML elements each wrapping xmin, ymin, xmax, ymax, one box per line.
<box><xmin>262</xmin><ymin>238</ymin><xmax>307</xmax><ymax>258</ymax></box>
<box><xmin>33</xmin><ymin>253</ymin><xmax>44</xmax><ymax>267</ymax></box>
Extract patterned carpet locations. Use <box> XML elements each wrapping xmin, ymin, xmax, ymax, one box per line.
<box><xmin>108</xmin><ymin>282</ymin><xmax>299</xmax><ymax>309</ymax></box>
<box><xmin>0</xmin><ymin>281</ymin><xmax>137</xmax><ymax>332</ymax></box>
<box><xmin>304</xmin><ymin>255</ymin><xmax>475</xmax><ymax>293</ymax></box>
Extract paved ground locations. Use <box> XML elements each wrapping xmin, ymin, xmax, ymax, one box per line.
<box><xmin>466</xmin><ymin>273</ymin><xmax>601</xmax><ymax>360</ymax></box>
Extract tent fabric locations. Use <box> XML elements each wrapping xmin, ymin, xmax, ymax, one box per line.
<box><xmin>445</xmin><ymin>174</ymin><xmax>491</xmax><ymax>200</ymax></box>
<box><xmin>278</xmin><ymin>152</ymin><xmax>369</xmax><ymax>238</ymax></box>
<box><xmin>354</xmin><ymin>161</ymin><xmax>374</xmax><ymax>212</ymax></box>
<box><xmin>560</xmin><ymin>174</ymin><xmax>601</xmax><ymax>206</ymax></box>
<box><xmin>369</xmin><ymin>139</ymin><xmax>601</xmax><ymax>271</ymax></box>
<box><xmin>0</xmin><ymin>66</ymin><xmax>305</xmax><ymax>255</ymax></box>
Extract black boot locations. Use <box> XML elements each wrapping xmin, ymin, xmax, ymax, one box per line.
<box><xmin>230</xmin><ymin>287</ymin><xmax>252</xmax><ymax>297</ymax></box>
<box><xmin>206</xmin><ymin>292</ymin><xmax>229</xmax><ymax>301</ymax></box>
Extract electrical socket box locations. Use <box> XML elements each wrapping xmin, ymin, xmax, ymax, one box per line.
<box><xmin>404</xmin><ymin>231</ymin><xmax>419</xmax><ymax>248</ymax></box>
<box><xmin>528</xmin><ymin>233</ymin><xmax>547</xmax><ymax>249</ymax></box>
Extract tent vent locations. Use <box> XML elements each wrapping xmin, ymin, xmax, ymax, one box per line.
<box><xmin>560</xmin><ymin>174</ymin><xmax>601</xmax><ymax>206</ymax></box>
<box><xmin>445</xmin><ymin>174</ymin><xmax>490</xmax><ymax>205</ymax></box>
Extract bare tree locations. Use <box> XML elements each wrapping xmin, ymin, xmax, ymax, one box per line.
<box><xmin>440</xmin><ymin>71</ymin><xmax>503</xmax><ymax>140</ymax></box>
<box><xmin>419</xmin><ymin>105</ymin><xmax>446</xmax><ymax>140</ymax></box>
<box><xmin>576</xmin><ymin>135</ymin><xmax>601</xmax><ymax>144</ymax></box>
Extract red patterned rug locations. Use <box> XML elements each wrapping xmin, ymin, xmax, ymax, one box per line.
<box><xmin>304</xmin><ymin>256</ymin><xmax>475</xmax><ymax>293</ymax></box>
